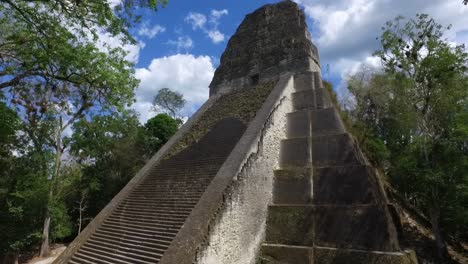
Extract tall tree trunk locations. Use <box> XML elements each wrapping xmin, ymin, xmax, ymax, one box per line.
<box><xmin>429</xmin><ymin>207</ymin><xmax>449</xmax><ymax>262</ymax></box>
<box><xmin>40</xmin><ymin>118</ymin><xmax>63</xmax><ymax>258</ymax></box>
<box><xmin>39</xmin><ymin>210</ymin><xmax>51</xmax><ymax>258</ymax></box>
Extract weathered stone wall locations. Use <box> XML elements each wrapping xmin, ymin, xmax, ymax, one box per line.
<box><xmin>195</xmin><ymin>76</ymin><xmax>295</xmax><ymax>264</ymax></box>
<box><xmin>209</xmin><ymin>0</ymin><xmax>320</xmax><ymax>96</ymax></box>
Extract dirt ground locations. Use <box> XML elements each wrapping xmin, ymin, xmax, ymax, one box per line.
<box><xmin>23</xmin><ymin>244</ymin><xmax>66</xmax><ymax>264</ymax></box>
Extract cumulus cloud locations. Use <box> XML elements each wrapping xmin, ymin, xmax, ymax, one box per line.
<box><xmin>293</xmin><ymin>0</ymin><xmax>468</xmax><ymax>100</ymax></box>
<box><xmin>132</xmin><ymin>54</ymin><xmax>215</xmax><ymax>123</ymax></box>
<box><xmin>207</xmin><ymin>30</ymin><xmax>225</xmax><ymax>43</ymax></box>
<box><xmin>185</xmin><ymin>12</ymin><xmax>207</xmax><ymax>30</ymax></box>
<box><xmin>167</xmin><ymin>36</ymin><xmax>194</xmax><ymax>52</ymax></box>
<box><xmin>210</xmin><ymin>9</ymin><xmax>228</xmax><ymax>22</ymax></box>
<box><xmin>185</xmin><ymin>9</ymin><xmax>228</xmax><ymax>44</ymax></box>
<box><xmin>138</xmin><ymin>23</ymin><xmax>166</xmax><ymax>39</ymax></box>
<box><xmin>93</xmin><ymin>31</ymin><xmax>144</xmax><ymax>63</ymax></box>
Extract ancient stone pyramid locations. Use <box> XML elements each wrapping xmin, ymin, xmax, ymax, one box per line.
<box><xmin>54</xmin><ymin>1</ymin><xmax>418</xmax><ymax>263</ymax></box>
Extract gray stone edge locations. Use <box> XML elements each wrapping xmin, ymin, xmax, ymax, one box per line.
<box><xmin>52</xmin><ymin>90</ymin><xmax>225</xmax><ymax>264</ymax></box>
<box><xmin>159</xmin><ymin>73</ymin><xmax>294</xmax><ymax>264</ymax></box>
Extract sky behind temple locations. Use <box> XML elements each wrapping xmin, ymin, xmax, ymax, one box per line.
<box><xmin>115</xmin><ymin>0</ymin><xmax>468</xmax><ymax>123</ymax></box>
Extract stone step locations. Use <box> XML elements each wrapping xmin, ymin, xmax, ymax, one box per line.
<box><xmin>79</xmin><ymin>244</ymin><xmax>154</xmax><ymax>264</ymax></box>
<box><xmin>100</xmin><ymin>221</ymin><xmax>178</xmax><ymax>237</ymax></box>
<box><xmin>98</xmin><ymin>225</ymin><xmax>174</xmax><ymax>241</ymax></box>
<box><xmin>110</xmin><ymin>210</ymin><xmax>189</xmax><ymax>223</ymax></box>
<box><xmin>315</xmin><ymin>87</ymin><xmax>331</xmax><ymax>109</ymax></box>
<box><xmin>126</xmin><ymin>192</ymin><xmax>205</xmax><ymax>199</ymax></box>
<box><xmin>118</xmin><ymin>201</ymin><xmax>197</xmax><ymax>210</ymax></box>
<box><xmin>94</xmin><ymin>228</ymin><xmax>173</xmax><ymax>245</ymax></box>
<box><xmin>310</xmin><ymin>107</ymin><xmax>344</xmax><ymax>136</ymax></box>
<box><xmin>313</xmin><ymin>246</ymin><xmax>417</xmax><ymax>264</ymax></box>
<box><xmin>265</xmin><ymin>204</ymin><xmax>400</xmax><ymax>252</ymax></box>
<box><xmin>258</xmin><ymin>244</ymin><xmax>417</xmax><ymax>264</ymax></box>
<box><xmin>312</xmin><ymin>71</ymin><xmax>323</xmax><ymax>90</ymax></box>
<box><xmin>273</xmin><ymin>165</ymin><xmax>380</xmax><ymax>205</ymax></box>
<box><xmin>88</xmin><ymin>234</ymin><xmax>167</xmax><ymax>254</ymax></box>
<box><xmin>280</xmin><ymin>133</ymin><xmax>363</xmax><ymax>168</ymax></box>
<box><xmin>290</xmin><ymin>88</ymin><xmax>332</xmax><ymax>111</ymax></box>
<box><xmin>311</xmin><ymin>133</ymin><xmax>363</xmax><ymax>167</ymax></box>
<box><xmin>112</xmin><ymin>207</ymin><xmax>191</xmax><ymax>218</ymax></box>
<box><xmin>273</xmin><ymin>168</ymin><xmax>313</xmax><ymax>204</ymax></box>
<box><xmin>107</xmin><ymin>214</ymin><xmax>185</xmax><ymax>227</ymax></box>
<box><xmin>90</xmin><ymin>231</ymin><xmax>171</xmax><ymax>250</ymax></box>
<box><xmin>82</xmin><ymin>241</ymin><xmax>160</xmax><ymax>263</ymax></box>
<box><xmin>71</xmin><ymin>252</ymin><xmax>116</xmax><ymax>264</ymax></box>
<box><xmin>259</xmin><ymin>244</ymin><xmax>313</xmax><ymax>264</ymax></box>
<box><xmin>265</xmin><ymin>205</ymin><xmax>315</xmax><ymax>247</ymax></box>
<box><xmin>60</xmin><ymin>117</ymin><xmax>248</xmax><ymax>263</ymax></box>
<box><xmin>294</xmin><ymin>71</ymin><xmax>316</xmax><ymax>92</ymax></box>
<box><xmin>130</xmin><ymin>187</ymin><xmax>207</xmax><ymax>194</ymax></box>
<box><xmin>291</xmin><ymin>90</ymin><xmax>316</xmax><ymax>110</ymax></box>
<box><xmin>286</xmin><ymin>107</ymin><xmax>345</xmax><ymax>138</ymax></box>
<box><xmin>313</xmin><ymin>165</ymin><xmax>380</xmax><ymax>205</ymax></box>
<box><xmin>109</xmin><ymin>210</ymin><xmax>185</xmax><ymax>223</ymax></box>
<box><xmin>279</xmin><ymin>137</ymin><xmax>312</xmax><ymax>168</ymax></box>
<box><xmin>122</xmin><ymin>196</ymin><xmax>201</xmax><ymax>204</ymax></box>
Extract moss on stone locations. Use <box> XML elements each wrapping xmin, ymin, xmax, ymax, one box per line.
<box><xmin>274</xmin><ymin>168</ymin><xmax>312</xmax><ymax>180</ymax></box>
<box><xmin>314</xmin><ymin>247</ymin><xmax>417</xmax><ymax>264</ymax></box>
<box><xmin>164</xmin><ymin>81</ymin><xmax>276</xmax><ymax>159</ymax></box>
<box><xmin>265</xmin><ymin>206</ymin><xmax>314</xmax><ymax>246</ymax></box>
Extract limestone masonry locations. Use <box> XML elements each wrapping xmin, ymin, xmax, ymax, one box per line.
<box><xmin>54</xmin><ymin>1</ymin><xmax>418</xmax><ymax>263</ymax></box>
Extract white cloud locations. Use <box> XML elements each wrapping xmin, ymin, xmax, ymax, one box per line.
<box><xmin>185</xmin><ymin>9</ymin><xmax>228</xmax><ymax>44</ymax></box>
<box><xmin>293</xmin><ymin>0</ymin><xmax>468</xmax><ymax>100</ymax></box>
<box><xmin>107</xmin><ymin>0</ymin><xmax>122</xmax><ymax>8</ymax></box>
<box><xmin>167</xmin><ymin>36</ymin><xmax>194</xmax><ymax>52</ymax></box>
<box><xmin>138</xmin><ymin>23</ymin><xmax>166</xmax><ymax>39</ymax></box>
<box><xmin>132</xmin><ymin>54</ymin><xmax>215</xmax><ymax>123</ymax></box>
<box><xmin>185</xmin><ymin>12</ymin><xmax>207</xmax><ymax>30</ymax></box>
<box><xmin>211</xmin><ymin>9</ymin><xmax>228</xmax><ymax>21</ymax></box>
<box><xmin>94</xmin><ymin>31</ymin><xmax>143</xmax><ymax>63</ymax></box>
<box><xmin>207</xmin><ymin>30</ymin><xmax>225</xmax><ymax>43</ymax></box>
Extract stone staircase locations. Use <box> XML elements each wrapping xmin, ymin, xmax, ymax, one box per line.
<box><xmin>67</xmin><ymin>118</ymin><xmax>246</xmax><ymax>264</ymax></box>
<box><xmin>259</xmin><ymin>72</ymin><xmax>417</xmax><ymax>264</ymax></box>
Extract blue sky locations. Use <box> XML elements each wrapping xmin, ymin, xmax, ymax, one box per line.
<box><xmin>117</xmin><ymin>0</ymin><xmax>468</xmax><ymax>123</ymax></box>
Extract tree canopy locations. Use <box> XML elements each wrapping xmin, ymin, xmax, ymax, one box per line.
<box><xmin>347</xmin><ymin>14</ymin><xmax>467</xmax><ymax>262</ymax></box>
<box><xmin>152</xmin><ymin>88</ymin><xmax>186</xmax><ymax>118</ymax></box>
<box><xmin>0</xmin><ymin>0</ymin><xmax>171</xmax><ymax>260</ymax></box>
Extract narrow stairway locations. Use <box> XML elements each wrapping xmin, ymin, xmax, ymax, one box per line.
<box><xmin>68</xmin><ymin>118</ymin><xmax>246</xmax><ymax>264</ymax></box>
<box><xmin>259</xmin><ymin>71</ymin><xmax>416</xmax><ymax>264</ymax></box>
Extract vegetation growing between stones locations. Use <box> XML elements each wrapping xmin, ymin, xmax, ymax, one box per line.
<box><xmin>165</xmin><ymin>81</ymin><xmax>276</xmax><ymax>158</ymax></box>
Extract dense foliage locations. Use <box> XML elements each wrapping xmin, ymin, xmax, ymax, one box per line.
<box><xmin>152</xmin><ymin>87</ymin><xmax>186</xmax><ymax>118</ymax></box>
<box><xmin>346</xmin><ymin>14</ymin><xmax>468</xmax><ymax>262</ymax></box>
<box><xmin>0</xmin><ymin>0</ymin><xmax>173</xmax><ymax>261</ymax></box>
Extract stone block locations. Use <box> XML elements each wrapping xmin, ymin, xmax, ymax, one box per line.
<box><xmin>313</xmin><ymin>247</ymin><xmax>418</xmax><ymax>264</ymax></box>
<box><xmin>313</xmin><ymin>71</ymin><xmax>323</xmax><ymax>89</ymax></box>
<box><xmin>287</xmin><ymin>110</ymin><xmax>311</xmax><ymax>138</ymax></box>
<box><xmin>280</xmin><ymin>138</ymin><xmax>311</xmax><ymax>168</ymax></box>
<box><xmin>292</xmin><ymin>90</ymin><xmax>316</xmax><ymax>110</ymax></box>
<box><xmin>265</xmin><ymin>205</ymin><xmax>314</xmax><ymax>246</ymax></box>
<box><xmin>315</xmin><ymin>88</ymin><xmax>331</xmax><ymax>109</ymax></box>
<box><xmin>258</xmin><ymin>244</ymin><xmax>313</xmax><ymax>264</ymax></box>
<box><xmin>294</xmin><ymin>72</ymin><xmax>315</xmax><ymax>92</ymax></box>
<box><xmin>314</xmin><ymin>205</ymin><xmax>399</xmax><ymax>251</ymax></box>
<box><xmin>311</xmin><ymin>133</ymin><xmax>362</xmax><ymax>167</ymax></box>
<box><xmin>273</xmin><ymin>168</ymin><xmax>313</xmax><ymax>204</ymax></box>
<box><xmin>311</xmin><ymin>107</ymin><xmax>345</xmax><ymax>136</ymax></box>
<box><xmin>313</xmin><ymin>165</ymin><xmax>376</xmax><ymax>205</ymax></box>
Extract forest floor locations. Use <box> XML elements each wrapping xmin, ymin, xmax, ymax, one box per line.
<box><xmin>23</xmin><ymin>244</ymin><xmax>66</xmax><ymax>264</ymax></box>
